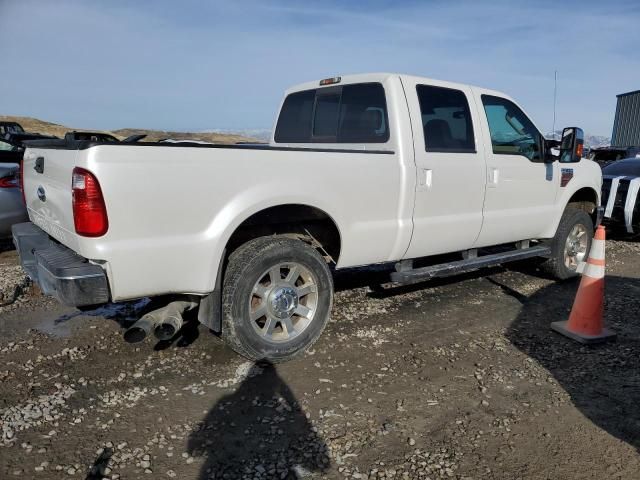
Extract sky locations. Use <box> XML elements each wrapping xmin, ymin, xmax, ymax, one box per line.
<box><xmin>1</xmin><ymin>0</ymin><xmax>639</xmax><ymax>136</ymax></box>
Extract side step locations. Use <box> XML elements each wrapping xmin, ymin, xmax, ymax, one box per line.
<box><xmin>390</xmin><ymin>245</ymin><xmax>551</xmax><ymax>284</ymax></box>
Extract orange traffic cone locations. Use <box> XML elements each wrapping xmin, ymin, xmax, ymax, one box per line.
<box><xmin>550</xmin><ymin>225</ymin><xmax>616</xmax><ymax>344</ymax></box>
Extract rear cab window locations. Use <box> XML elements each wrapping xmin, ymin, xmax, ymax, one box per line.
<box><xmin>274</xmin><ymin>82</ymin><xmax>390</xmax><ymax>144</ymax></box>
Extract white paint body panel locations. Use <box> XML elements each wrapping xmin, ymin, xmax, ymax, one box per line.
<box><xmin>22</xmin><ymin>73</ymin><xmax>602</xmax><ymax>302</ymax></box>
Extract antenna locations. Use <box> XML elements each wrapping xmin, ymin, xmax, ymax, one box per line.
<box><xmin>552</xmin><ymin>70</ymin><xmax>558</xmax><ymax>137</ymax></box>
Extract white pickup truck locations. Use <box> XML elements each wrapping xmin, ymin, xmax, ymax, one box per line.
<box><xmin>14</xmin><ymin>73</ymin><xmax>602</xmax><ymax>362</ymax></box>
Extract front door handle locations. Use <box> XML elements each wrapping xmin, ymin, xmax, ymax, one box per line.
<box><xmin>419</xmin><ymin>168</ymin><xmax>433</xmax><ymax>189</ymax></box>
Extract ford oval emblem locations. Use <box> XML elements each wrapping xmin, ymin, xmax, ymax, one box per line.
<box><xmin>37</xmin><ymin>186</ymin><xmax>46</xmax><ymax>202</ymax></box>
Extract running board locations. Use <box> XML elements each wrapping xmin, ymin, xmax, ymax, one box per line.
<box><xmin>390</xmin><ymin>245</ymin><xmax>551</xmax><ymax>284</ymax></box>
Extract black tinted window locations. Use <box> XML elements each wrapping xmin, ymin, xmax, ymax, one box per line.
<box><xmin>417</xmin><ymin>85</ymin><xmax>475</xmax><ymax>153</ymax></box>
<box><xmin>274</xmin><ymin>82</ymin><xmax>389</xmax><ymax>143</ymax></box>
<box><xmin>273</xmin><ymin>90</ymin><xmax>314</xmax><ymax>143</ymax></box>
<box><xmin>338</xmin><ymin>84</ymin><xmax>388</xmax><ymax>143</ymax></box>
<box><xmin>313</xmin><ymin>94</ymin><xmax>340</xmax><ymax>138</ymax></box>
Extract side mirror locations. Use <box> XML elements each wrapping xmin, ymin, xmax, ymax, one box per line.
<box><xmin>559</xmin><ymin>127</ymin><xmax>584</xmax><ymax>163</ymax></box>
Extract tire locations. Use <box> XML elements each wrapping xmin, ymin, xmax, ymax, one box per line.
<box><xmin>221</xmin><ymin>236</ymin><xmax>333</xmax><ymax>363</ymax></box>
<box><xmin>542</xmin><ymin>207</ymin><xmax>594</xmax><ymax>280</ymax></box>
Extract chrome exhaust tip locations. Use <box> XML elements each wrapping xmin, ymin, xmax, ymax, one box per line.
<box><xmin>124</xmin><ymin>299</ymin><xmax>197</xmax><ymax>344</ymax></box>
<box><xmin>153</xmin><ymin>312</ymin><xmax>184</xmax><ymax>341</ymax></box>
<box><xmin>123</xmin><ymin>315</ymin><xmax>158</xmax><ymax>343</ymax></box>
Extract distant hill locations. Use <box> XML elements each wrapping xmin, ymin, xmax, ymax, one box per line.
<box><xmin>0</xmin><ymin>115</ymin><xmax>258</xmax><ymax>144</ymax></box>
<box><xmin>204</xmin><ymin>128</ymin><xmax>272</xmax><ymax>142</ymax></box>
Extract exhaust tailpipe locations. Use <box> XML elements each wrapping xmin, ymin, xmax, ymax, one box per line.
<box><xmin>123</xmin><ymin>314</ymin><xmax>159</xmax><ymax>343</ymax></box>
<box><xmin>124</xmin><ymin>300</ymin><xmax>198</xmax><ymax>343</ymax></box>
<box><xmin>154</xmin><ymin>310</ymin><xmax>184</xmax><ymax>341</ymax></box>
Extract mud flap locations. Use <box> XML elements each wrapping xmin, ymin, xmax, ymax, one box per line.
<box><xmin>198</xmin><ymin>289</ymin><xmax>221</xmax><ymax>332</ymax></box>
<box><xmin>197</xmin><ymin>250</ymin><xmax>225</xmax><ymax>332</ymax></box>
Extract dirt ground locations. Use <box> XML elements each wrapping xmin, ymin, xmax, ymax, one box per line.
<box><xmin>0</xmin><ymin>238</ymin><xmax>639</xmax><ymax>480</ymax></box>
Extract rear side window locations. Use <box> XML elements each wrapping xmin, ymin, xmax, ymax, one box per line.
<box><xmin>274</xmin><ymin>82</ymin><xmax>389</xmax><ymax>143</ymax></box>
<box><xmin>416</xmin><ymin>85</ymin><xmax>475</xmax><ymax>153</ymax></box>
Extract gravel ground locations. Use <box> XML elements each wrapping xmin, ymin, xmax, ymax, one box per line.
<box><xmin>0</xmin><ymin>238</ymin><xmax>638</xmax><ymax>479</ymax></box>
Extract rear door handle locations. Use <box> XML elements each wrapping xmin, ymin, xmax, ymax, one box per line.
<box><xmin>488</xmin><ymin>168</ymin><xmax>499</xmax><ymax>186</ymax></box>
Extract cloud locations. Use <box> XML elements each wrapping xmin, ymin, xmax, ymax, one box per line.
<box><xmin>1</xmin><ymin>0</ymin><xmax>638</xmax><ymax>135</ymax></box>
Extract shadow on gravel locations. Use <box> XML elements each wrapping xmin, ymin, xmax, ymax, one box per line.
<box><xmin>187</xmin><ymin>360</ymin><xmax>329</xmax><ymax>479</ymax></box>
<box><xmin>85</xmin><ymin>447</ymin><xmax>113</xmax><ymax>480</ymax></box>
<box><xmin>54</xmin><ymin>298</ymin><xmax>152</xmax><ymax>325</ymax></box>
<box><xmin>0</xmin><ymin>238</ymin><xmax>15</xmax><ymax>254</ymax></box>
<box><xmin>506</xmin><ymin>275</ymin><xmax>640</xmax><ymax>452</ymax></box>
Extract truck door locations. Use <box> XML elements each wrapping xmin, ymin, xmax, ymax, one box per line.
<box><xmin>473</xmin><ymin>93</ymin><xmax>559</xmax><ymax>247</ymax></box>
<box><xmin>402</xmin><ymin>79</ymin><xmax>487</xmax><ymax>259</ymax></box>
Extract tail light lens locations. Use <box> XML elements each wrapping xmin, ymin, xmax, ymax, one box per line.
<box><xmin>19</xmin><ymin>159</ymin><xmax>26</xmax><ymax>204</ymax></box>
<box><xmin>0</xmin><ymin>172</ymin><xmax>19</xmax><ymax>189</ymax></box>
<box><xmin>72</xmin><ymin>167</ymin><xmax>108</xmax><ymax>237</ymax></box>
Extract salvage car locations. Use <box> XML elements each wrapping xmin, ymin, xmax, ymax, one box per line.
<box><xmin>590</xmin><ymin>146</ymin><xmax>640</xmax><ymax>168</ymax></box>
<box><xmin>0</xmin><ymin>137</ymin><xmax>24</xmax><ymax>164</ymax></box>
<box><xmin>0</xmin><ymin>139</ymin><xmax>27</xmax><ymax>237</ymax></box>
<box><xmin>0</xmin><ymin>121</ymin><xmax>25</xmax><ymax>136</ymax></box>
<box><xmin>601</xmin><ymin>157</ymin><xmax>640</xmax><ymax>233</ymax></box>
<box><xmin>14</xmin><ymin>73</ymin><xmax>602</xmax><ymax>361</ymax></box>
<box><xmin>5</xmin><ymin>131</ymin><xmax>58</xmax><ymax>146</ymax></box>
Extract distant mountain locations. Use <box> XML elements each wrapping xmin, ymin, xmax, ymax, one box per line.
<box><xmin>203</xmin><ymin>129</ymin><xmax>272</xmax><ymax>142</ymax></box>
<box><xmin>545</xmin><ymin>130</ymin><xmax>610</xmax><ymax>149</ymax></box>
<box><xmin>0</xmin><ymin>115</ymin><xmax>257</xmax><ymax>144</ymax></box>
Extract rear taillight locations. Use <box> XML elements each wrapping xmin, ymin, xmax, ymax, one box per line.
<box><xmin>19</xmin><ymin>159</ymin><xmax>26</xmax><ymax>204</ymax></box>
<box><xmin>72</xmin><ymin>167</ymin><xmax>108</xmax><ymax>237</ymax></box>
<box><xmin>0</xmin><ymin>173</ymin><xmax>19</xmax><ymax>189</ymax></box>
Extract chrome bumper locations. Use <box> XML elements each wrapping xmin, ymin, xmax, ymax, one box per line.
<box><xmin>11</xmin><ymin>222</ymin><xmax>110</xmax><ymax>307</ymax></box>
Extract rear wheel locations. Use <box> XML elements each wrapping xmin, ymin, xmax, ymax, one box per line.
<box><xmin>222</xmin><ymin>236</ymin><xmax>333</xmax><ymax>362</ymax></box>
<box><xmin>542</xmin><ymin>207</ymin><xmax>593</xmax><ymax>280</ymax></box>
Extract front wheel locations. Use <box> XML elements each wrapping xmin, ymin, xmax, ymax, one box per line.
<box><xmin>221</xmin><ymin>236</ymin><xmax>333</xmax><ymax>363</ymax></box>
<box><xmin>542</xmin><ymin>207</ymin><xmax>594</xmax><ymax>280</ymax></box>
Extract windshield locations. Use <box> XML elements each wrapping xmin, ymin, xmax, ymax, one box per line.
<box><xmin>590</xmin><ymin>150</ymin><xmax>626</xmax><ymax>162</ymax></box>
<box><xmin>0</xmin><ymin>139</ymin><xmax>19</xmax><ymax>151</ymax></box>
<box><xmin>0</xmin><ymin>123</ymin><xmax>24</xmax><ymax>135</ymax></box>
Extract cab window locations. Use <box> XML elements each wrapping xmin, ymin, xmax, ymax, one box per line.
<box><xmin>482</xmin><ymin>95</ymin><xmax>543</xmax><ymax>161</ymax></box>
<box><xmin>417</xmin><ymin>85</ymin><xmax>476</xmax><ymax>153</ymax></box>
<box><xmin>275</xmin><ymin>82</ymin><xmax>389</xmax><ymax>143</ymax></box>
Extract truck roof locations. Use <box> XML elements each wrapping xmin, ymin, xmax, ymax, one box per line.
<box><xmin>285</xmin><ymin>72</ymin><xmax>511</xmax><ymax>100</ymax></box>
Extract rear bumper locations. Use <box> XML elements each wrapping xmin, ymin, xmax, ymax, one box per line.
<box><xmin>11</xmin><ymin>222</ymin><xmax>110</xmax><ymax>307</ymax></box>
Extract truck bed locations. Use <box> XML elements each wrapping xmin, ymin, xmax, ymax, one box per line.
<box><xmin>21</xmin><ymin>140</ymin><xmax>410</xmax><ymax>301</ymax></box>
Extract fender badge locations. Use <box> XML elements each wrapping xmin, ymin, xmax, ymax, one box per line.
<box><xmin>37</xmin><ymin>185</ymin><xmax>46</xmax><ymax>202</ymax></box>
<box><xmin>560</xmin><ymin>168</ymin><xmax>574</xmax><ymax>187</ymax></box>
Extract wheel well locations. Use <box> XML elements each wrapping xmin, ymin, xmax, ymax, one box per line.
<box><xmin>225</xmin><ymin>204</ymin><xmax>341</xmax><ymax>263</ymax></box>
<box><xmin>567</xmin><ymin>188</ymin><xmax>598</xmax><ymax>221</ymax></box>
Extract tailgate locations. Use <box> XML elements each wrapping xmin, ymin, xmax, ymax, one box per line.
<box><xmin>22</xmin><ymin>147</ymin><xmax>81</xmax><ymax>250</ymax></box>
